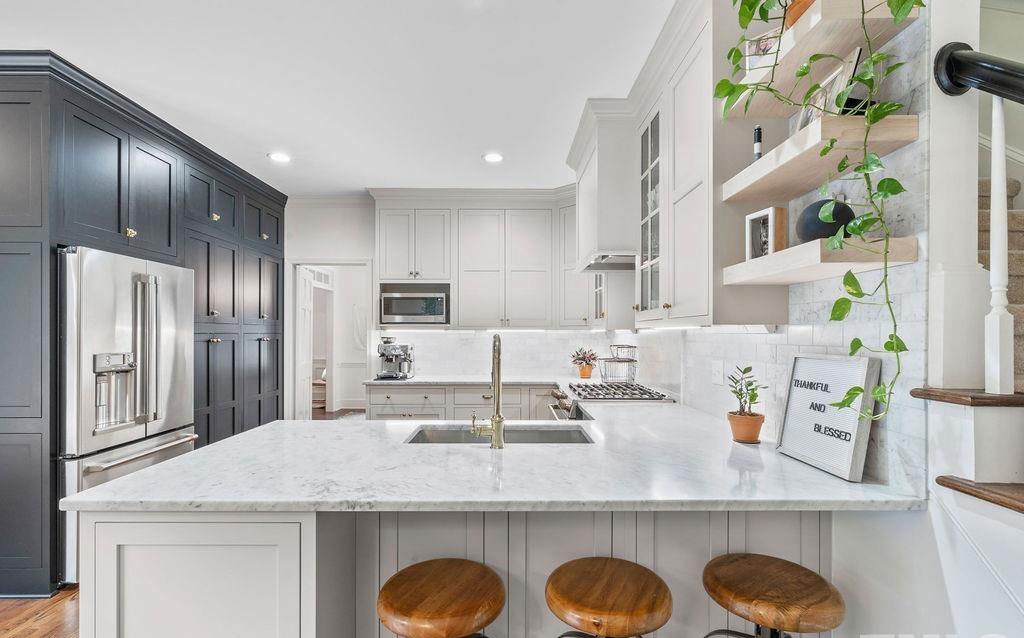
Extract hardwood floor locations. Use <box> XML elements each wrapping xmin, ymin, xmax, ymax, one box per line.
<box><xmin>312</xmin><ymin>407</ymin><xmax>364</xmax><ymax>420</ymax></box>
<box><xmin>0</xmin><ymin>586</ymin><xmax>78</xmax><ymax>638</ymax></box>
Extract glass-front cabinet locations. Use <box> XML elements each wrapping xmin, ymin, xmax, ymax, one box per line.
<box><xmin>593</xmin><ymin>273</ymin><xmax>606</xmax><ymax>325</ymax></box>
<box><xmin>637</xmin><ymin>111</ymin><xmax>665</xmax><ymax>320</ymax></box>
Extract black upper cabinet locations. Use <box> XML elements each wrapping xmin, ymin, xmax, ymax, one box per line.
<box><xmin>243</xmin><ymin>249</ymin><xmax>281</xmax><ymax>326</ymax></box>
<box><xmin>62</xmin><ymin>102</ymin><xmax>130</xmax><ymax>246</ymax></box>
<box><xmin>186</xmin><ymin>229</ymin><xmax>240</xmax><ymax>325</ymax></box>
<box><xmin>242</xmin><ymin>195</ymin><xmax>283</xmax><ymax>252</ymax></box>
<box><xmin>185</xmin><ymin>163</ymin><xmax>239</xmax><ymax>235</ymax></box>
<box><xmin>0</xmin><ymin>92</ymin><xmax>43</xmax><ymax>228</ymax></box>
<box><xmin>127</xmin><ymin>137</ymin><xmax>178</xmax><ymax>257</ymax></box>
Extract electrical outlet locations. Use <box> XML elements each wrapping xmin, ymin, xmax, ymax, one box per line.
<box><xmin>711</xmin><ymin>360</ymin><xmax>724</xmax><ymax>385</ymax></box>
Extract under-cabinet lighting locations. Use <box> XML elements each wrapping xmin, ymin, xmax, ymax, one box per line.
<box><xmin>482</xmin><ymin>152</ymin><xmax>503</xmax><ymax>163</ymax></box>
<box><xmin>267</xmin><ymin>152</ymin><xmax>291</xmax><ymax>163</ymax></box>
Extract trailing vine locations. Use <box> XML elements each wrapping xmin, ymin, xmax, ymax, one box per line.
<box><xmin>714</xmin><ymin>0</ymin><xmax>923</xmax><ymax>419</ymax></box>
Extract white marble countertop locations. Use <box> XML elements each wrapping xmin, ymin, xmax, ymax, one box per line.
<box><xmin>363</xmin><ymin>375</ymin><xmax>561</xmax><ymax>386</ymax></box>
<box><xmin>61</xmin><ymin>393</ymin><xmax>925</xmax><ymax>513</ymax></box>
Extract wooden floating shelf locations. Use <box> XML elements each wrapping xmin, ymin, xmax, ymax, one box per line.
<box><xmin>737</xmin><ymin>0</ymin><xmax>920</xmax><ymax>118</ymax></box>
<box><xmin>722</xmin><ymin>115</ymin><xmax>918</xmax><ymax>203</ymax></box>
<box><xmin>723</xmin><ymin>237</ymin><xmax>918</xmax><ymax>286</ymax></box>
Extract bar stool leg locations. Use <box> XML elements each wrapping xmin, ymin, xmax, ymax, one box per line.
<box><xmin>702</xmin><ymin>626</ymin><xmax>792</xmax><ymax>638</ymax></box>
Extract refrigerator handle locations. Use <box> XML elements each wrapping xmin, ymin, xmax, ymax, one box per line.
<box><xmin>146</xmin><ymin>275</ymin><xmax>160</xmax><ymax>422</ymax></box>
<box><xmin>133</xmin><ymin>276</ymin><xmax>147</xmax><ymax>424</ymax></box>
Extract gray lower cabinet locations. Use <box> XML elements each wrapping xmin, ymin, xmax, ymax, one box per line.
<box><xmin>194</xmin><ymin>333</ymin><xmax>241</xmax><ymax>447</ymax></box>
<box><xmin>242</xmin><ymin>333</ymin><xmax>282</xmax><ymax>432</ymax></box>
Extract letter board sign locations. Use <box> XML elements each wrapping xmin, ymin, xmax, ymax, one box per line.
<box><xmin>777</xmin><ymin>356</ymin><xmax>881</xmax><ymax>482</ymax></box>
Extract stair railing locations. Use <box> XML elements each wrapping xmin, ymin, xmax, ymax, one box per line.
<box><xmin>936</xmin><ymin>43</ymin><xmax>1024</xmax><ymax>394</ymax></box>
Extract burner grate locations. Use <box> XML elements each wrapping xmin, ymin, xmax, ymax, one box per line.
<box><xmin>568</xmin><ymin>382</ymin><xmax>668</xmax><ymax>401</ymax></box>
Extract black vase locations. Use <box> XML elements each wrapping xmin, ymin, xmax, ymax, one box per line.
<box><xmin>796</xmin><ymin>199</ymin><xmax>855</xmax><ymax>243</ymax></box>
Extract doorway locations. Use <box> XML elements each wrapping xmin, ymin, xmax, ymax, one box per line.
<box><xmin>291</xmin><ymin>261</ymin><xmax>372</xmax><ymax>420</ymax></box>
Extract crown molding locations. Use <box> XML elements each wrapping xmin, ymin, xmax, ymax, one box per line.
<box><xmin>552</xmin><ymin>183</ymin><xmax>576</xmax><ymax>205</ymax></box>
<box><xmin>627</xmin><ymin>1</ymin><xmax>708</xmax><ymax>120</ymax></box>
<box><xmin>0</xmin><ymin>50</ymin><xmax>288</xmax><ymax>206</ymax></box>
<box><xmin>566</xmin><ymin>98</ymin><xmax>633</xmax><ymax>170</ymax></box>
<box><xmin>367</xmin><ymin>186</ymin><xmax>572</xmax><ymax>202</ymax></box>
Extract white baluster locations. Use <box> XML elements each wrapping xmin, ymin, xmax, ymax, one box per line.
<box><xmin>985</xmin><ymin>95</ymin><xmax>1015</xmax><ymax>394</ymax></box>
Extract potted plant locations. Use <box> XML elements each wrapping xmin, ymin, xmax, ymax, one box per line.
<box><xmin>727</xmin><ymin>366</ymin><xmax>768</xmax><ymax>444</ymax></box>
<box><xmin>570</xmin><ymin>348</ymin><xmax>598</xmax><ymax>379</ymax></box>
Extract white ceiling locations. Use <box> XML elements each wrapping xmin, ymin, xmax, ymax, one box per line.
<box><xmin>0</xmin><ymin>0</ymin><xmax>675</xmax><ymax>198</ymax></box>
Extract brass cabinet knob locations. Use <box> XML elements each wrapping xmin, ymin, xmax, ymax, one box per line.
<box><xmin>385</xmin><ymin>395</ymin><xmax>391</xmax><ymax>400</ymax></box>
<box><xmin>409</xmin><ymin>271</ymin><xmax>414</xmax><ymax>277</ymax></box>
<box><xmin>261</xmin><ymin>232</ymin><xmax>270</xmax><ymax>241</ymax></box>
<box><xmin>632</xmin><ymin>304</ymin><xmax>640</xmax><ymax>311</ymax></box>
<box><xmin>423</xmin><ymin>395</ymin><xmax>429</xmax><ymax>400</ymax></box>
<box><xmin>259</xmin><ymin>312</ymin><xmax>269</xmax><ymax>319</ymax></box>
<box><xmin>125</xmin><ymin>227</ymin><xmax>138</xmax><ymax>238</ymax></box>
<box><xmin>662</xmin><ymin>303</ymin><xmax>672</xmax><ymax>309</ymax></box>
<box><xmin>208</xmin><ymin>337</ymin><xmax>222</xmax><ymax>344</ymax></box>
<box><xmin>209</xmin><ymin>309</ymin><xmax>220</xmax><ymax>317</ymax></box>
<box><xmin>211</xmin><ymin>212</ymin><xmax>221</xmax><ymax>222</ymax></box>
<box><xmin>601</xmin><ymin>311</ymin><xmax>606</xmax><ymax>318</ymax></box>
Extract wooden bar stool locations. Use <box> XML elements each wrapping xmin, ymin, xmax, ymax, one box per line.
<box><xmin>702</xmin><ymin>553</ymin><xmax>845</xmax><ymax>638</ymax></box>
<box><xmin>377</xmin><ymin>558</ymin><xmax>505</xmax><ymax>638</ymax></box>
<box><xmin>545</xmin><ymin>557</ymin><xmax>672</xmax><ymax>638</ymax></box>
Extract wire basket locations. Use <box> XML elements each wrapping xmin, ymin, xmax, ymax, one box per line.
<box><xmin>598</xmin><ymin>357</ymin><xmax>637</xmax><ymax>383</ymax></box>
<box><xmin>609</xmin><ymin>344</ymin><xmax>637</xmax><ymax>360</ymax></box>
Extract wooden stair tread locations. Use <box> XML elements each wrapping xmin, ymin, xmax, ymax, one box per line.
<box><xmin>545</xmin><ymin>557</ymin><xmax>672</xmax><ymax>637</ymax></box>
<box><xmin>910</xmin><ymin>387</ymin><xmax>1024</xmax><ymax>407</ymax></box>
<box><xmin>703</xmin><ymin>553</ymin><xmax>844</xmax><ymax>633</ymax></box>
<box><xmin>936</xmin><ymin>475</ymin><xmax>1024</xmax><ymax>514</ymax></box>
<box><xmin>979</xmin><ymin>177</ymin><xmax>1022</xmax><ymax>198</ymax></box>
<box><xmin>377</xmin><ymin>558</ymin><xmax>505</xmax><ymax>638</ymax></box>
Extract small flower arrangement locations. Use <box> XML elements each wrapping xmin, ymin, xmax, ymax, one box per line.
<box><xmin>571</xmin><ymin>348</ymin><xmax>598</xmax><ymax>379</ymax></box>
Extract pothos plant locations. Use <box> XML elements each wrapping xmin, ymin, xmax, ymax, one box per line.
<box><xmin>714</xmin><ymin>0</ymin><xmax>923</xmax><ymax>420</ymax></box>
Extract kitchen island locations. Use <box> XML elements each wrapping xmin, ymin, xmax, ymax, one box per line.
<box><xmin>61</xmin><ymin>394</ymin><xmax>923</xmax><ymax>638</ymax></box>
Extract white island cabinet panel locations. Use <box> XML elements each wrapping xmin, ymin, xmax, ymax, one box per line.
<box><xmin>91</xmin><ymin>520</ymin><xmax>301</xmax><ymax>638</ymax></box>
<box><xmin>458</xmin><ymin>210</ymin><xmax>506</xmax><ymax>327</ymax></box>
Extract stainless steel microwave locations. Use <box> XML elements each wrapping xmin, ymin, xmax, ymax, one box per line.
<box><xmin>380</xmin><ymin>292</ymin><xmax>447</xmax><ymax>324</ymax></box>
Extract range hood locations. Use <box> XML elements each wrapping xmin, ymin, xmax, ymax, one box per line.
<box><xmin>581</xmin><ymin>252</ymin><xmax>637</xmax><ymax>272</ymax></box>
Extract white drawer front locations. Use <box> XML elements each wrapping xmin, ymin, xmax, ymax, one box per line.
<box><xmin>452</xmin><ymin>406</ymin><xmax>523</xmax><ymax>420</ymax></box>
<box><xmin>368</xmin><ymin>406</ymin><xmax>446</xmax><ymax>420</ymax></box>
<box><xmin>453</xmin><ymin>386</ymin><xmax>522</xmax><ymax>406</ymax></box>
<box><xmin>368</xmin><ymin>387</ymin><xmax>446</xmax><ymax>406</ymax></box>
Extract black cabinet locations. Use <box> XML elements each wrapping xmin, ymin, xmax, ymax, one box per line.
<box><xmin>127</xmin><ymin>136</ymin><xmax>178</xmax><ymax>256</ymax></box>
<box><xmin>186</xmin><ymin>229</ymin><xmax>241</xmax><ymax>325</ymax></box>
<box><xmin>0</xmin><ymin>92</ymin><xmax>43</xmax><ymax>228</ymax></box>
<box><xmin>242</xmin><ymin>333</ymin><xmax>281</xmax><ymax>431</ymax></box>
<box><xmin>61</xmin><ymin>102</ymin><xmax>130</xmax><ymax>246</ymax></box>
<box><xmin>243</xmin><ymin>195</ymin><xmax>283</xmax><ymax>251</ymax></box>
<box><xmin>185</xmin><ymin>163</ymin><xmax>239</xmax><ymax>235</ymax></box>
<box><xmin>193</xmin><ymin>333</ymin><xmax>240</xmax><ymax>447</ymax></box>
<box><xmin>243</xmin><ymin>249</ymin><xmax>281</xmax><ymax>326</ymax></box>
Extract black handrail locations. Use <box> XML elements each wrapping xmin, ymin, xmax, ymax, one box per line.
<box><xmin>935</xmin><ymin>42</ymin><xmax>1024</xmax><ymax>105</ymax></box>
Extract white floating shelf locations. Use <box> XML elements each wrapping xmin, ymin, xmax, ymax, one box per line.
<box><xmin>723</xmin><ymin>237</ymin><xmax>918</xmax><ymax>286</ymax></box>
<box><xmin>736</xmin><ymin>0</ymin><xmax>920</xmax><ymax>118</ymax></box>
<box><xmin>722</xmin><ymin>115</ymin><xmax>918</xmax><ymax>203</ymax></box>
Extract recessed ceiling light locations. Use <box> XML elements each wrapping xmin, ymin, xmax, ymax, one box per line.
<box><xmin>267</xmin><ymin>152</ymin><xmax>291</xmax><ymax>163</ymax></box>
<box><xmin>482</xmin><ymin>152</ymin><xmax>503</xmax><ymax>163</ymax></box>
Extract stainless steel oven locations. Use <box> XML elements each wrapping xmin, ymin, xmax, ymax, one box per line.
<box><xmin>380</xmin><ymin>292</ymin><xmax>447</xmax><ymax>324</ymax></box>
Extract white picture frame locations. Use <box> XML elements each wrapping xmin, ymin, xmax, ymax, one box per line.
<box><xmin>797</xmin><ymin>46</ymin><xmax>862</xmax><ymax>129</ymax></box>
<box><xmin>777</xmin><ymin>355</ymin><xmax>881</xmax><ymax>482</ymax></box>
<box><xmin>744</xmin><ymin>206</ymin><xmax>787</xmax><ymax>260</ymax></box>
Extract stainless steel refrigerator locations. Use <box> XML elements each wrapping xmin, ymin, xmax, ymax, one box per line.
<box><xmin>58</xmin><ymin>246</ymin><xmax>195</xmax><ymax>583</ymax></box>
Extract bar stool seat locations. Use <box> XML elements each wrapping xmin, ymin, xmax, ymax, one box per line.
<box><xmin>545</xmin><ymin>557</ymin><xmax>672</xmax><ymax>637</ymax></box>
<box><xmin>377</xmin><ymin>558</ymin><xmax>505</xmax><ymax>638</ymax></box>
<box><xmin>703</xmin><ymin>553</ymin><xmax>844</xmax><ymax>635</ymax></box>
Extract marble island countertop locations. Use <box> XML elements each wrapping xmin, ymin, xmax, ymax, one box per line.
<box><xmin>60</xmin><ymin>397</ymin><xmax>925</xmax><ymax>513</ymax></box>
<box><xmin>362</xmin><ymin>375</ymin><xmax>564</xmax><ymax>386</ymax></box>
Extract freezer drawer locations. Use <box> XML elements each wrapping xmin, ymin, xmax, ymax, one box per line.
<box><xmin>61</xmin><ymin>427</ymin><xmax>196</xmax><ymax>583</ymax></box>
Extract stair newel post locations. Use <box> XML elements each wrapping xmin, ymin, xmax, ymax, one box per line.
<box><xmin>986</xmin><ymin>95</ymin><xmax>1015</xmax><ymax>394</ymax></box>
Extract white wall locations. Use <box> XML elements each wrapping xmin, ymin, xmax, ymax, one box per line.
<box><xmin>284</xmin><ymin>198</ymin><xmax>375</xmax><ymax>260</ymax></box>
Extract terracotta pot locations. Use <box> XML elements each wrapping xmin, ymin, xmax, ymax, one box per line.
<box><xmin>784</xmin><ymin>0</ymin><xmax>816</xmax><ymax>28</ymax></box>
<box><xmin>578</xmin><ymin>364</ymin><xmax>594</xmax><ymax>379</ymax></box>
<box><xmin>727</xmin><ymin>412</ymin><xmax>765</xmax><ymax>444</ymax></box>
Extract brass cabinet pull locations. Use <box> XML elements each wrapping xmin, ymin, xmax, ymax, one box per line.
<box><xmin>125</xmin><ymin>227</ymin><xmax>138</xmax><ymax>238</ymax></box>
<box><xmin>208</xmin><ymin>337</ymin><xmax>222</xmax><ymax>344</ymax></box>
<box><xmin>211</xmin><ymin>212</ymin><xmax>221</xmax><ymax>222</ymax></box>
<box><xmin>261</xmin><ymin>232</ymin><xmax>270</xmax><ymax>241</ymax></box>
<box><xmin>423</xmin><ymin>395</ymin><xmax>429</xmax><ymax>400</ymax></box>
<box><xmin>482</xmin><ymin>394</ymin><xmax>494</xmax><ymax>400</ymax></box>
<box><xmin>662</xmin><ymin>303</ymin><xmax>672</xmax><ymax>309</ymax></box>
<box><xmin>257</xmin><ymin>336</ymin><xmax>271</xmax><ymax>342</ymax></box>
<box><xmin>632</xmin><ymin>304</ymin><xmax>640</xmax><ymax>311</ymax></box>
<box><xmin>601</xmin><ymin>311</ymin><xmax>606</xmax><ymax>318</ymax></box>
<box><xmin>259</xmin><ymin>312</ymin><xmax>269</xmax><ymax>319</ymax></box>
<box><xmin>385</xmin><ymin>395</ymin><xmax>391</xmax><ymax>400</ymax></box>
<box><xmin>408</xmin><ymin>271</ymin><xmax>414</xmax><ymax>277</ymax></box>
<box><xmin>209</xmin><ymin>309</ymin><xmax>220</xmax><ymax>317</ymax></box>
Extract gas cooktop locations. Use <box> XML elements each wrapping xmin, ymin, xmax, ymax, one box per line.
<box><xmin>568</xmin><ymin>382</ymin><xmax>670</xmax><ymax>401</ymax></box>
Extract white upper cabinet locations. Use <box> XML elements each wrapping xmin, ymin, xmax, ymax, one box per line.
<box><xmin>457</xmin><ymin>210</ymin><xmax>506</xmax><ymax>327</ymax></box>
<box><xmin>505</xmin><ymin>209</ymin><xmax>553</xmax><ymax>327</ymax></box>
<box><xmin>378</xmin><ymin>209</ymin><xmax>451</xmax><ymax>280</ymax></box>
<box><xmin>558</xmin><ymin>205</ymin><xmax>590</xmax><ymax>327</ymax></box>
<box><xmin>636</xmin><ymin>109</ymin><xmax>667</xmax><ymax>321</ymax></box>
<box><xmin>379</xmin><ymin>210</ymin><xmax>415</xmax><ymax>280</ymax></box>
<box><xmin>670</xmin><ymin>181</ymin><xmax>710</xmax><ymax>318</ymax></box>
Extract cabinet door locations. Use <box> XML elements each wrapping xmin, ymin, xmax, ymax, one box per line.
<box><xmin>193</xmin><ymin>334</ymin><xmax>211</xmax><ymax>446</ymax></box>
<box><xmin>261</xmin><ymin>206</ymin><xmax>282</xmax><ymax>250</ymax></box>
<box><xmin>243</xmin><ymin>198</ymin><xmax>264</xmax><ymax>244</ymax></box>
<box><xmin>185</xmin><ymin>231</ymin><xmax>215</xmax><ymax>322</ymax></box>
<box><xmin>457</xmin><ymin>210</ymin><xmax>505</xmax><ymax>327</ymax></box>
<box><xmin>379</xmin><ymin>210</ymin><xmax>414</xmax><ymax>279</ymax></box>
<box><xmin>211</xmin><ymin>238</ymin><xmax>240</xmax><ymax>324</ymax></box>
<box><xmin>209</xmin><ymin>333</ymin><xmax>239</xmax><ymax>443</ymax></box>
<box><xmin>183</xmin><ymin>164</ymin><xmax>214</xmax><ymax>225</ymax></box>
<box><xmin>242</xmin><ymin>334</ymin><xmax>279</xmax><ymax>430</ymax></box>
<box><xmin>127</xmin><ymin>136</ymin><xmax>178</xmax><ymax>257</ymax></box>
<box><xmin>414</xmin><ymin>209</ymin><xmax>450</xmax><ymax>279</ymax></box>
<box><xmin>241</xmin><ymin>334</ymin><xmax>262</xmax><ymax>431</ymax></box>
<box><xmin>505</xmin><ymin>209</ymin><xmax>552</xmax><ymax>327</ymax></box>
<box><xmin>528</xmin><ymin>387</ymin><xmax>558</xmax><ymax>419</ymax></box>
<box><xmin>212</xmin><ymin>182</ymin><xmax>240</xmax><ymax>234</ymax></box>
<box><xmin>243</xmin><ymin>250</ymin><xmax>262</xmax><ymax>325</ymax></box>
<box><xmin>669</xmin><ymin>182</ymin><xmax>709</xmax><ymax>318</ymax></box>
<box><xmin>558</xmin><ymin>206</ymin><xmax>589</xmax><ymax>327</ymax></box>
<box><xmin>62</xmin><ymin>103</ymin><xmax>129</xmax><ymax>245</ymax></box>
<box><xmin>261</xmin><ymin>255</ymin><xmax>282</xmax><ymax>325</ymax></box>
<box><xmin>0</xmin><ymin>92</ymin><xmax>43</xmax><ymax>227</ymax></box>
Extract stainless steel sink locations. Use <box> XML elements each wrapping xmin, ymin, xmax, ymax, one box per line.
<box><xmin>407</xmin><ymin>426</ymin><xmax>593</xmax><ymax>444</ymax></box>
